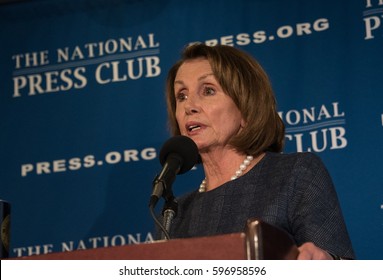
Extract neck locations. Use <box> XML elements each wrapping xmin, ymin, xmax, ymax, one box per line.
<box><xmin>200</xmin><ymin>151</ymin><xmax>265</xmax><ymax>192</ymax></box>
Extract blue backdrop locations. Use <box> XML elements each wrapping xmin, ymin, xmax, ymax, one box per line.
<box><xmin>0</xmin><ymin>0</ymin><xmax>382</xmax><ymax>259</ymax></box>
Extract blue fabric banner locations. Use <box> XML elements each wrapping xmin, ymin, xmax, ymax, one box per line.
<box><xmin>0</xmin><ymin>0</ymin><xmax>382</xmax><ymax>259</ymax></box>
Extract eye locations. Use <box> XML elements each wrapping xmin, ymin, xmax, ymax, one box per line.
<box><xmin>175</xmin><ymin>91</ymin><xmax>187</xmax><ymax>102</ymax></box>
<box><xmin>203</xmin><ymin>86</ymin><xmax>216</xmax><ymax>96</ymax></box>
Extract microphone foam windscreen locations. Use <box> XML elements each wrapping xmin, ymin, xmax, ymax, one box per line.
<box><xmin>159</xmin><ymin>135</ymin><xmax>199</xmax><ymax>174</ymax></box>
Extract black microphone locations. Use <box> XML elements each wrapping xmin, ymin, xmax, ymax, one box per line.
<box><xmin>149</xmin><ymin>135</ymin><xmax>199</xmax><ymax>208</ymax></box>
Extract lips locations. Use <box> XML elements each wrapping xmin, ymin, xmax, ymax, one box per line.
<box><xmin>188</xmin><ymin>124</ymin><xmax>201</xmax><ymax>132</ymax></box>
<box><xmin>185</xmin><ymin>121</ymin><xmax>205</xmax><ymax>134</ymax></box>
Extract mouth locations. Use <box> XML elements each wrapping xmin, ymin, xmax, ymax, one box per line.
<box><xmin>188</xmin><ymin>124</ymin><xmax>201</xmax><ymax>132</ymax></box>
<box><xmin>185</xmin><ymin>122</ymin><xmax>204</xmax><ymax>134</ymax></box>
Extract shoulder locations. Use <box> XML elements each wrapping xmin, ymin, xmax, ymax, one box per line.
<box><xmin>266</xmin><ymin>151</ymin><xmax>322</xmax><ymax>162</ymax></box>
<box><xmin>265</xmin><ymin>151</ymin><xmax>326</xmax><ymax>170</ymax></box>
<box><xmin>263</xmin><ymin>152</ymin><xmax>332</xmax><ymax>184</ymax></box>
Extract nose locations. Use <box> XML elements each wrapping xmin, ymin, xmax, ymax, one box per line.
<box><xmin>184</xmin><ymin>94</ymin><xmax>201</xmax><ymax>115</ymax></box>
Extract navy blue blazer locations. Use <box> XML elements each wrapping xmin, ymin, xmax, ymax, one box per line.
<box><xmin>167</xmin><ymin>152</ymin><xmax>355</xmax><ymax>259</ymax></box>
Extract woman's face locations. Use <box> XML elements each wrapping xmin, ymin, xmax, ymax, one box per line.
<box><xmin>174</xmin><ymin>58</ymin><xmax>244</xmax><ymax>153</ymax></box>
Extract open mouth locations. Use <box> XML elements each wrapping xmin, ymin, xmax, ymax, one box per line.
<box><xmin>188</xmin><ymin>125</ymin><xmax>201</xmax><ymax>132</ymax></box>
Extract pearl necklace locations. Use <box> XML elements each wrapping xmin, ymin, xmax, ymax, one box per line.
<box><xmin>198</xmin><ymin>155</ymin><xmax>254</xmax><ymax>193</ymax></box>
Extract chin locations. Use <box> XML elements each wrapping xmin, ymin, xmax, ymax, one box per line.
<box><xmin>186</xmin><ymin>136</ymin><xmax>201</xmax><ymax>147</ymax></box>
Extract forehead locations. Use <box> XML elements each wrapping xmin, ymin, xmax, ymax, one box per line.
<box><xmin>175</xmin><ymin>58</ymin><xmax>213</xmax><ymax>81</ymax></box>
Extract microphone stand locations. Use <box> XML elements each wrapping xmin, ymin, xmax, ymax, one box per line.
<box><xmin>161</xmin><ymin>197</ymin><xmax>178</xmax><ymax>240</ymax></box>
<box><xmin>149</xmin><ymin>175</ymin><xmax>178</xmax><ymax>240</ymax></box>
<box><xmin>149</xmin><ymin>135</ymin><xmax>199</xmax><ymax>241</ymax></box>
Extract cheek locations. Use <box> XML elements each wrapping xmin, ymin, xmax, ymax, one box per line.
<box><xmin>219</xmin><ymin>108</ymin><xmax>243</xmax><ymax>131</ymax></box>
<box><xmin>175</xmin><ymin>109</ymin><xmax>185</xmax><ymax>130</ymax></box>
<box><xmin>175</xmin><ymin>108</ymin><xmax>182</xmax><ymax>122</ymax></box>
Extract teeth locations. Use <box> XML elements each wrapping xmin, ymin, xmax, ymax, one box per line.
<box><xmin>189</xmin><ymin>125</ymin><xmax>200</xmax><ymax>132</ymax></box>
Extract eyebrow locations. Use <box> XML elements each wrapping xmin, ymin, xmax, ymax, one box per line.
<box><xmin>198</xmin><ymin>73</ymin><xmax>215</xmax><ymax>81</ymax></box>
<box><xmin>174</xmin><ymin>72</ymin><xmax>215</xmax><ymax>86</ymax></box>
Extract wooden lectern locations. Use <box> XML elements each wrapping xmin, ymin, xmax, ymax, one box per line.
<box><xmin>17</xmin><ymin>219</ymin><xmax>298</xmax><ymax>260</ymax></box>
